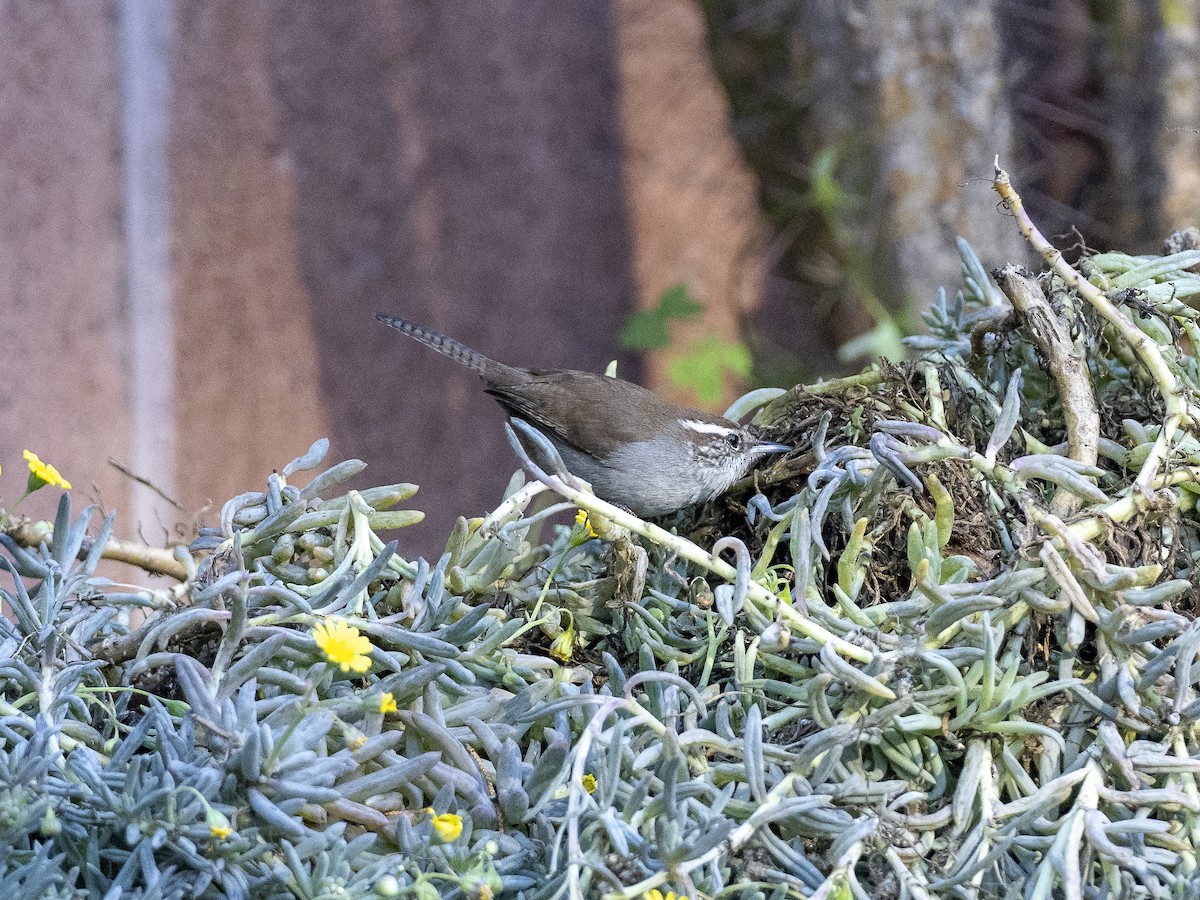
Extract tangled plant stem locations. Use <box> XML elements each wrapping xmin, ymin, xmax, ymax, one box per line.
<box><xmin>993</xmin><ymin>162</ymin><xmax>1190</xmax><ymax>491</ymax></box>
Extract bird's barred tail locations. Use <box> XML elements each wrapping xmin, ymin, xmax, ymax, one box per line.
<box><xmin>375</xmin><ymin>314</ymin><xmax>499</xmax><ymax>377</ymax></box>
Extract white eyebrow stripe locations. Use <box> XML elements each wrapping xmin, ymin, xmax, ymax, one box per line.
<box><xmin>681</xmin><ymin>419</ymin><xmax>735</xmax><ymax>436</ymax></box>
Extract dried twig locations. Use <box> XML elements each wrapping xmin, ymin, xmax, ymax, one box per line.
<box><xmin>107</xmin><ymin>457</ymin><xmax>186</xmax><ymax>511</ymax></box>
<box><xmin>994</xmin><ymin>265</ymin><xmax>1099</xmax><ymax>517</ymax></box>
<box><xmin>993</xmin><ymin>163</ymin><xmax>1189</xmax><ymax>491</ymax></box>
<box><xmin>6</xmin><ymin>518</ymin><xmax>189</xmax><ymax>580</ymax></box>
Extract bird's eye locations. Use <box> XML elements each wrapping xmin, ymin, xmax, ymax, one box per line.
<box><xmin>726</xmin><ymin>432</ymin><xmax>741</xmax><ymax>449</ymax></box>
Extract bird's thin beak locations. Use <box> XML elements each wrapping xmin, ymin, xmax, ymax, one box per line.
<box><xmin>755</xmin><ymin>441</ymin><xmax>791</xmax><ymax>455</ymax></box>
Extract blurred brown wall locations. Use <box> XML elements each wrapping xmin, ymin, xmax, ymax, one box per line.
<box><xmin>0</xmin><ymin>0</ymin><xmax>766</xmax><ymax>557</ymax></box>
<box><xmin>0</xmin><ymin>2</ymin><xmax>131</xmax><ymax>528</ymax></box>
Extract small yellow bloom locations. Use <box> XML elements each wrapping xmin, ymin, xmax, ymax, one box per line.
<box><xmin>312</xmin><ymin>618</ymin><xmax>374</xmax><ymax>673</ymax></box>
<box><xmin>379</xmin><ymin>692</ymin><xmax>397</xmax><ymax>714</ymax></box>
<box><xmin>645</xmin><ymin>891</ymin><xmax>687</xmax><ymax>900</ymax></box>
<box><xmin>23</xmin><ymin>450</ymin><xmax>71</xmax><ymax>491</ymax></box>
<box><xmin>548</xmin><ymin>626</ymin><xmax>575</xmax><ymax>663</ymax></box>
<box><xmin>581</xmin><ymin>773</ymin><xmax>597</xmax><ymax>794</ymax></box>
<box><xmin>574</xmin><ymin>510</ymin><xmax>598</xmax><ymax>539</ymax></box>
<box><xmin>204</xmin><ymin>804</ymin><xmax>234</xmax><ymax>841</ymax></box>
<box><xmin>430</xmin><ymin>811</ymin><xmax>463</xmax><ymax>842</ymax></box>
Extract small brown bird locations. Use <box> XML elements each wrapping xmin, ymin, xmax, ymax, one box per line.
<box><xmin>376</xmin><ymin>314</ymin><xmax>789</xmax><ymax>517</ymax></box>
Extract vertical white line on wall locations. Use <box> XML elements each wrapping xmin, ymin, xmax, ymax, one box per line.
<box><xmin>119</xmin><ymin>0</ymin><xmax>176</xmax><ymax>537</ymax></box>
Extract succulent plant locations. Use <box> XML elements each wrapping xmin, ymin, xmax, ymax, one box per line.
<box><xmin>4</xmin><ymin>170</ymin><xmax>1200</xmax><ymax>899</ymax></box>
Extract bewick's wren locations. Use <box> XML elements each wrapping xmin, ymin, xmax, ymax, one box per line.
<box><xmin>376</xmin><ymin>314</ymin><xmax>790</xmax><ymax>517</ymax></box>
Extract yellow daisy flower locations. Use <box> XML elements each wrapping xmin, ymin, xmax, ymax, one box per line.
<box><xmin>23</xmin><ymin>450</ymin><xmax>71</xmax><ymax>491</ymax></box>
<box><xmin>312</xmin><ymin>618</ymin><xmax>373</xmax><ymax>673</ymax></box>
<box><xmin>379</xmin><ymin>692</ymin><xmax>397</xmax><ymax>714</ymax></box>
<box><xmin>581</xmin><ymin>773</ymin><xmax>597</xmax><ymax>794</ymax></box>
<box><xmin>430</xmin><ymin>811</ymin><xmax>463</xmax><ymax>842</ymax></box>
<box><xmin>210</xmin><ymin>823</ymin><xmax>233</xmax><ymax>840</ymax></box>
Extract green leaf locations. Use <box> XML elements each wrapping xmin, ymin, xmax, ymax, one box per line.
<box><xmin>809</xmin><ymin>146</ymin><xmax>847</xmax><ymax>220</ymax></box>
<box><xmin>621</xmin><ymin>310</ymin><xmax>671</xmax><ymax>350</ymax></box>
<box><xmin>658</xmin><ymin>283</ymin><xmax>704</xmax><ymax>320</ymax></box>
<box><xmin>620</xmin><ymin>284</ymin><xmax>705</xmax><ymax>350</ymax></box>
<box><xmin>667</xmin><ymin>336</ymin><xmax>753</xmax><ymax>406</ymax></box>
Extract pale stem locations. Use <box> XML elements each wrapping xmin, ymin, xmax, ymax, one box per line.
<box><xmin>992</xmin><ymin>163</ymin><xmax>1189</xmax><ymax>490</ymax></box>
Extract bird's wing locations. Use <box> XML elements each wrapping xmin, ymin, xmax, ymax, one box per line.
<box><xmin>485</xmin><ymin>371</ymin><xmax>671</xmax><ymax>459</ymax></box>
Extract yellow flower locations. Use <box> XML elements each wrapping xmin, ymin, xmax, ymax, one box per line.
<box><xmin>204</xmin><ymin>804</ymin><xmax>234</xmax><ymax>841</ymax></box>
<box><xmin>339</xmin><ymin>719</ymin><xmax>371</xmax><ymax>751</ymax></box>
<box><xmin>23</xmin><ymin>450</ymin><xmax>71</xmax><ymax>491</ymax></box>
<box><xmin>312</xmin><ymin>618</ymin><xmax>374</xmax><ymax>673</ymax></box>
<box><xmin>379</xmin><ymin>692</ymin><xmax>397</xmax><ymax>714</ymax></box>
<box><xmin>548</xmin><ymin>625</ymin><xmax>575</xmax><ymax>662</ymax></box>
<box><xmin>430</xmin><ymin>811</ymin><xmax>463</xmax><ymax>842</ymax></box>
<box><xmin>574</xmin><ymin>510</ymin><xmax>598</xmax><ymax>540</ymax></box>
<box><xmin>645</xmin><ymin>891</ymin><xmax>688</xmax><ymax>900</ymax></box>
<box><xmin>582</xmin><ymin>773</ymin><xmax>597</xmax><ymax>794</ymax></box>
